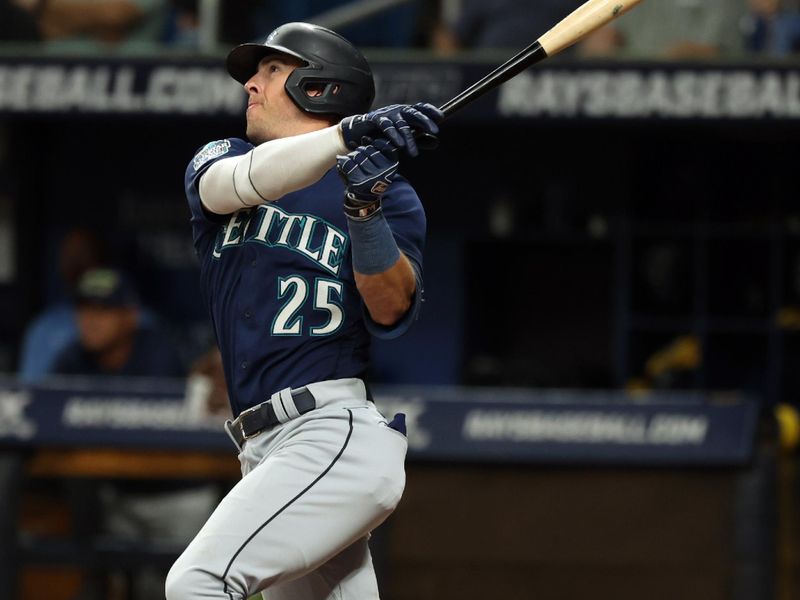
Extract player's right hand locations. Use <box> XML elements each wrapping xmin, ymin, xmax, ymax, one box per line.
<box><xmin>339</xmin><ymin>103</ymin><xmax>443</xmax><ymax>158</ymax></box>
<box><xmin>336</xmin><ymin>139</ymin><xmax>399</xmax><ymax>220</ymax></box>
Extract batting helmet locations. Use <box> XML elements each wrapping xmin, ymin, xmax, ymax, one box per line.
<box><xmin>226</xmin><ymin>22</ymin><xmax>375</xmax><ymax>118</ymax></box>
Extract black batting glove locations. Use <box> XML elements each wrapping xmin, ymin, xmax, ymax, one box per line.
<box><xmin>339</xmin><ymin>102</ymin><xmax>444</xmax><ymax>157</ymax></box>
<box><xmin>336</xmin><ymin>139</ymin><xmax>399</xmax><ymax>221</ymax></box>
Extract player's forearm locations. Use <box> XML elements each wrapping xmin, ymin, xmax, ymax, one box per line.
<box><xmin>356</xmin><ymin>254</ymin><xmax>416</xmax><ymax>326</ymax></box>
<box><xmin>199</xmin><ymin>125</ymin><xmax>347</xmax><ymax>215</ymax></box>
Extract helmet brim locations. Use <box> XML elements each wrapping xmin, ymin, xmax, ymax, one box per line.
<box><xmin>226</xmin><ymin>43</ymin><xmax>310</xmax><ymax>85</ymax></box>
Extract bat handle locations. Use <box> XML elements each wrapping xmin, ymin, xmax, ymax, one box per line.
<box><xmin>413</xmin><ymin>37</ymin><xmax>549</xmax><ymax>152</ymax></box>
<box><xmin>416</xmin><ymin>132</ymin><xmax>440</xmax><ymax>151</ymax></box>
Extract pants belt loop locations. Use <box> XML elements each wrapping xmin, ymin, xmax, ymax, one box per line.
<box><xmin>271</xmin><ymin>390</ymin><xmax>289</xmax><ymax>423</ymax></box>
<box><xmin>280</xmin><ymin>388</ymin><xmax>301</xmax><ymax>419</ymax></box>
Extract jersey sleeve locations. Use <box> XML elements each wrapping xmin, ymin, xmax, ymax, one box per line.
<box><xmin>184</xmin><ymin>138</ymin><xmax>254</xmax><ymax>242</ymax></box>
<box><xmin>362</xmin><ymin>176</ymin><xmax>427</xmax><ymax>340</ymax></box>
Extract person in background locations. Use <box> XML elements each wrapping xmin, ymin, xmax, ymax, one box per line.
<box><xmin>51</xmin><ymin>267</ymin><xmax>183</xmax><ymax>377</ymax></box>
<box><xmin>433</xmin><ymin>0</ymin><xmax>581</xmax><ymax>53</ymax></box>
<box><xmin>11</xmin><ymin>0</ymin><xmax>168</xmax><ymax>50</ymax></box>
<box><xmin>744</xmin><ymin>0</ymin><xmax>800</xmax><ymax>55</ymax></box>
<box><xmin>580</xmin><ymin>0</ymin><xmax>748</xmax><ymax>59</ymax></box>
<box><xmin>163</xmin><ymin>0</ymin><xmax>198</xmax><ymax>47</ymax></box>
<box><xmin>20</xmin><ymin>229</ymin><xmax>160</xmax><ymax>384</ymax></box>
<box><xmin>186</xmin><ymin>345</ymin><xmax>231</xmax><ymax>420</ymax></box>
<box><xmin>50</xmin><ymin>268</ymin><xmax>216</xmax><ymax>600</ymax></box>
<box><xmin>19</xmin><ymin>228</ymin><xmax>108</xmax><ymax>383</ymax></box>
<box><xmin>253</xmin><ymin>0</ymin><xmax>420</xmax><ymax>47</ymax></box>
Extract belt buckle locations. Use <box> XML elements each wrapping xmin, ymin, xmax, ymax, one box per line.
<box><xmin>237</xmin><ymin>403</ymin><xmax>263</xmax><ymax>442</ymax></box>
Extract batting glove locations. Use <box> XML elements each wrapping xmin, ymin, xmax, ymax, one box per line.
<box><xmin>339</xmin><ymin>102</ymin><xmax>444</xmax><ymax>158</ymax></box>
<box><xmin>336</xmin><ymin>138</ymin><xmax>399</xmax><ymax>221</ymax></box>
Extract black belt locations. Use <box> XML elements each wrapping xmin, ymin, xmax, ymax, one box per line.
<box><xmin>230</xmin><ymin>388</ymin><xmax>316</xmax><ymax>447</ymax></box>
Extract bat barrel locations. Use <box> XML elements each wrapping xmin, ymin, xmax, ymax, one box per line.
<box><xmin>539</xmin><ymin>0</ymin><xmax>644</xmax><ymax>56</ymax></box>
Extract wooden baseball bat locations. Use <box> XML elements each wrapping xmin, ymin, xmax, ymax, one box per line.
<box><xmin>438</xmin><ymin>0</ymin><xmax>644</xmax><ymax>117</ymax></box>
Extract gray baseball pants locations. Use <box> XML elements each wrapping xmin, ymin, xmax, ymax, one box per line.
<box><xmin>165</xmin><ymin>378</ymin><xmax>407</xmax><ymax>600</ymax></box>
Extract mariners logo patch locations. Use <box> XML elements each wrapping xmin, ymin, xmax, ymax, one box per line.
<box><xmin>193</xmin><ymin>140</ymin><xmax>232</xmax><ymax>171</ymax></box>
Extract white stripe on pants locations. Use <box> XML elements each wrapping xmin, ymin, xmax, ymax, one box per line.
<box><xmin>165</xmin><ymin>379</ymin><xmax>407</xmax><ymax>600</ymax></box>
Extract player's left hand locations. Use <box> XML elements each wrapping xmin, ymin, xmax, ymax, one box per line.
<box><xmin>336</xmin><ymin>138</ymin><xmax>399</xmax><ymax>220</ymax></box>
<box><xmin>340</xmin><ymin>102</ymin><xmax>444</xmax><ymax>158</ymax></box>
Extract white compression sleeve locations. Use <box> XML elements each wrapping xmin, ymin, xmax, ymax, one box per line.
<box><xmin>198</xmin><ymin>125</ymin><xmax>347</xmax><ymax>215</ymax></box>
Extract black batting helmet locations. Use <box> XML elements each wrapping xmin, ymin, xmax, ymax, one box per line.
<box><xmin>226</xmin><ymin>22</ymin><xmax>375</xmax><ymax>118</ymax></box>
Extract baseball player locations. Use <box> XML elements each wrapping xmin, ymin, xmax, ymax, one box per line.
<box><xmin>166</xmin><ymin>22</ymin><xmax>442</xmax><ymax>600</ymax></box>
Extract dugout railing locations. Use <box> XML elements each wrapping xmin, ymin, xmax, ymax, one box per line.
<box><xmin>0</xmin><ymin>379</ymin><xmax>783</xmax><ymax>600</ymax></box>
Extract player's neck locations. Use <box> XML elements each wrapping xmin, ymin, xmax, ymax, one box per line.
<box><xmin>281</xmin><ymin>115</ymin><xmax>335</xmax><ymax>139</ymax></box>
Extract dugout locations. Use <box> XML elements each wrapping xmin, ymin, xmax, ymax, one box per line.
<box><xmin>1</xmin><ymin>55</ymin><xmax>800</xmax><ymax>600</ymax></box>
<box><xmin>2</xmin><ymin>59</ymin><xmax>800</xmax><ymax>398</ymax></box>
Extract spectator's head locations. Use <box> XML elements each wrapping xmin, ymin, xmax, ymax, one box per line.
<box><xmin>73</xmin><ymin>268</ymin><xmax>139</xmax><ymax>353</ymax></box>
<box><xmin>59</xmin><ymin>228</ymin><xmax>107</xmax><ymax>291</ymax></box>
<box><xmin>750</xmin><ymin>0</ymin><xmax>781</xmax><ymax>15</ymax></box>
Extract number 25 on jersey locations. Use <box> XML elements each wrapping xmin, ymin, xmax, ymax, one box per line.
<box><xmin>272</xmin><ymin>276</ymin><xmax>344</xmax><ymax>336</ymax></box>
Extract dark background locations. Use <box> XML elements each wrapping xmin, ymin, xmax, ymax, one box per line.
<box><xmin>3</xmin><ymin>114</ymin><xmax>800</xmax><ymax>405</ymax></box>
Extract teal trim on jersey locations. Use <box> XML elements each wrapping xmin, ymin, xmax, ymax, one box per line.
<box><xmin>271</xmin><ymin>275</ymin><xmax>309</xmax><ymax>336</ymax></box>
<box><xmin>310</xmin><ymin>278</ymin><xmax>345</xmax><ymax>337</ymax></box>
<box><xmin>214</xmin><ymin>205</ymin><xmax>350</xmax><ymax>277</ymax></box>
<box><xmin>212</xmin><ymin>209</ymin><xmax>253</xmax><ymax>260</ymax></box>
<box><xmin>211</xmin><ymin>228</ymin><xmax>225</xmax><ymax>260</ymax></box>
<box><xmin>247</xmin><ymin>204</ymin><xmax>283</xmax><ymax>249</ymax></box>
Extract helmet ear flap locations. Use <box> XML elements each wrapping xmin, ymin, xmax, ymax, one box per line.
<box><xmin>323</xmin><ymin>83</ymin><xmax>342</xmax><ymax>97</ymax></box>
<box><xmin>299</xmin><ymin>80</ymin><xmax>341</xmax><ymax>99</ymax></box>
<box><xmin>285</xmin><ymin>66</ymin><xmax>368</xmax><ymax>118</ymax></box>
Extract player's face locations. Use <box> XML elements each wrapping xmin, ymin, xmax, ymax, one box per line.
<box><xmin>244</xmin><ymin>55</ymin><xmax>322</xmax><ymax>143</ymax></box>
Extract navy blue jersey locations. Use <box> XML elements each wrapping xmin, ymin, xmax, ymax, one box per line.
<box><xmin>185</xmin><ymin>138</ymin><xmax>426</xmax><ymax>417</ymax></box>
